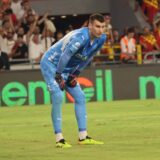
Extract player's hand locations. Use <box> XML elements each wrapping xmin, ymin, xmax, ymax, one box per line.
<box><xmin>55</xmin><ymin>72</ymin><xmax>65</xmax><ymax>90</ymax></box>
<box><xmin>66</xmin><ymin>74</ymin><xmax>78</xmax><ymax>88</ymax></box>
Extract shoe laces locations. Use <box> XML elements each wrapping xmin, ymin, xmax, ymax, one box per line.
<box><xmin>86</xmin><ymin>136</ymin><xmax>92</xmax><ymax>139</ymax></box>
<box><xmin>57</xmin><ymin>139</ymin><xmax>65</xmax><ymax>144</ymax></box>
<box><xmin>79</xmin><ymin>136</ymin><xmax>92</xmax><ymax>141</ymax></box>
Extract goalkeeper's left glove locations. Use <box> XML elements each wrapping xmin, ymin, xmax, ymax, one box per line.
<box><xmin>66</xmin><ymin>74</ymin><xmax>77</xmax><ymax>88</ymax></box>
<box><xmin>66</xmin><ymin>70</ymin><xmax>80</xmax><ymax>88</ymax></box>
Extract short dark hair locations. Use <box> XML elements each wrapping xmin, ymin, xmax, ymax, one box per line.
<box><xmin>4</xmin><ymin>9</ymin><xmax>13</xmax><ymax>15</ymax></box>
<box><xmin>89</xmin><ymin>13</ymin><xmax>105</xmax><ymax>23</ymax></box>
<box><xmin>17</xmin><ymin>34</ymin><xmax>23</xmax><ymax>38</ymax></box>
<box><xmin>127</xmin><ymin>27</ymin><xmax>135</xmax><ymax>34</ymax></box>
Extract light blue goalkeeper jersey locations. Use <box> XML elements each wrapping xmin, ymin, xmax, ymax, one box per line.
<box><xmin>41</xmin><ymin>27</ymin><xmax>106</xmax><ymax>74</ymax></box>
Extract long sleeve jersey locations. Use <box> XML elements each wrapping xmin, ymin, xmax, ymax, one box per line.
<box><xmin>42</xmin><ymin>27</ymin><xmax>106</xmax><ymax>74</ymax></box>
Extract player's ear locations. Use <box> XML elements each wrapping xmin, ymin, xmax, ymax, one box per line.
<box><xmin>88</xmin><ymin>22</ymin><xmax>92</xmax><ymax>30</ymax></box>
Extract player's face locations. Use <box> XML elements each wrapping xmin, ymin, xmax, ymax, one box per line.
<box><xmin>89</xmin><ymin>20</ymin><xmax>106</xmax><ymax>38</ymax></box>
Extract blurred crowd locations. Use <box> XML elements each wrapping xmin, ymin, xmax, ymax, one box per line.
<box><xmin>99</xmin><ymin>0</ymin><xmax>160</xmax><ymax>63</ymax></box>
<box><xmin>0</xmin><ymin>0</ymin><xmax>59</xmax><ymax>70</ymax></box>
<box><xmin>1</xmin><ymin>0</ymin><xmax>160</xmax><ymax>71</ymax></box>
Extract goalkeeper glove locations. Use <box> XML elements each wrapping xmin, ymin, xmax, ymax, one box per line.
<box><xmin>55</xmin><ymin>72</ymin><xmax>65</xmax><ymax>90</ymax></box>
<box><xmin>66</xmin><ymin>74</ymin><xmax>78</xmax><ymax>88</ymax></box>
<box><xmin>66</xmin><ymin>70</ymin><xmax>80</xmax><ymax>88</ymax></box>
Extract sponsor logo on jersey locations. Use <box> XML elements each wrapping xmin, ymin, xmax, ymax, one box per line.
<box><xmin>74</xmin><ymin>53</ymin><xmax>87</xmax><ymax>61</ymax></box>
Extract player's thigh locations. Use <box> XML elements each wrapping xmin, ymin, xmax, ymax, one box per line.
<box><xmin>40</xmin><ymin>60</ymin><xmax>62</xmax><ymax>94</ymax></box>
<box><xmin>66</xmin><ymin>84</ymin><xmax>85</xmax><ymax>103</ymax></box>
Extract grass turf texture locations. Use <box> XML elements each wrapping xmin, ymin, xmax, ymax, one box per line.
<box><xmin>0</xmin><ymin>99</ymin><xmax>160</xmax><ymax>160</ymax></box>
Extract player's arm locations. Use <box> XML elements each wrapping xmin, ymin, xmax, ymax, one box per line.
<box><xmin>56</xmin><ymin>36</ymin><xmax>83</xmax><ymax>74</ymax></box>
<box><xmin>55</xmin><ymin>36</ymin><xmax>83</xmax><ymax>90</ymax></box>
<box><xmin>74</xmin><ymin>35</ymin><xmax>106</xmax><ymax>73</ymax></box>
<box><xmin>66</xmin><ymin>48</ymin><xmax>101</xmax><ymax>88</ymax></box>
<box><xmin>66</xmin><ymin>35</ymin><xmax>106</xmax><ymax>88</ymax></box>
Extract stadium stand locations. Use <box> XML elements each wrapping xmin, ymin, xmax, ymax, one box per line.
<box><xmin>0</xmin><ymin>0</ymin><xmax>160</xmax><ymax>71</ymax></box>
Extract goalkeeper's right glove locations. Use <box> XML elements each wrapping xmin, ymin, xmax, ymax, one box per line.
<box><xmin>55</xmin><ymin>72</ymin><xmax>65</xmax><ymax>90</ymax></box>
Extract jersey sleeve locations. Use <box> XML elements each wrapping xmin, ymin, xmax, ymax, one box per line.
<box><xmin>75</xmin><ymin>34</ymin><xmax>106</xmax><ymax>73</ymax></box>
<box><xmin>56</xmin><ymin>35</ymin><xmax>84</xmax><ymax>73</ymax></box>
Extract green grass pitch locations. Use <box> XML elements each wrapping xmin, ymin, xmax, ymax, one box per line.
<box><xmin>0</xmin><ymin>99</ymin><xmax>160</xmax><ymax>160</ymax></box>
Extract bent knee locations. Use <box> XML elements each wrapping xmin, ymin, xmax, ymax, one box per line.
<box><xmin>74</xmin><ymin>91</ymin><xmax>86</xmax><ymax>104</ymax></box>
<box><xmin>51</xmin><ymin>91</ymin><xmax>64</xmax><ymax>104</ymax></box>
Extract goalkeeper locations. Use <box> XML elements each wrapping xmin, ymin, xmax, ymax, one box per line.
<box><xmin>40</xmin><ymin>13</ymin><xmax>106</xmax><ymax>148</ymax></box>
